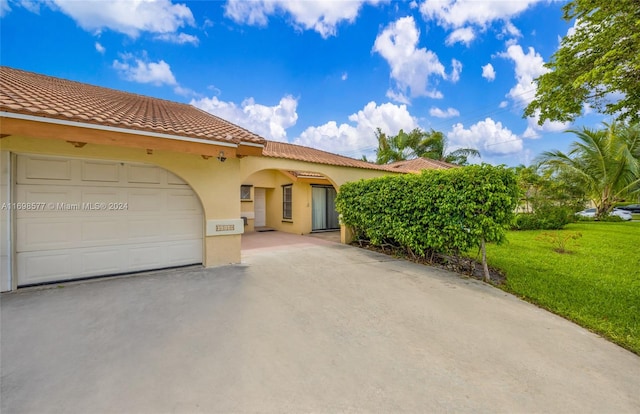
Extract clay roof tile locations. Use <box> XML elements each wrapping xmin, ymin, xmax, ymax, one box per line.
<box><xmin>0</xmin><ymin>66</ymin><xmax>266</xmax><ymax>146</ymax></box>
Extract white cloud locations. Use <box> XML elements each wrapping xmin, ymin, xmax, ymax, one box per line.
<box><xmin>173</xmin><ymin>85</ymin><xmax>198</xmax><ymax>97</ymax></box>
<box><xmin>429</xmin><ymin>107</ymin><xmax>460</xmax><ymax>118</ymax></box>
<box><xmin>95</xmin><ymin>42</ymin><xmax>106</xmax><ymax>54</ymax></box>
<box><xmin>522</xmin><ymin>110</ymin><xmax>568</xmax><ymax>139</ymax></box>
<box><xmin>499</xmin><ymin>100</ymin><xmax>508</xmax><ymax>108</ymax></box>
<box><xmin>500</xmin><ymin>43</ymin><xmax>571</xmax><ymax>136</ymax></box>
<box><xmin>0</xmin><ymin>0</ymin><xmax>11</xmax><ymax>17</ymax></box>
<box><xmin>481</xmin><ymin>63</ymin><xmax>495</xmax><ymax>81</ymax></box>
<box><xmin>385</xmin><ymin>89</ymin><xmax>412</xmax><ymax>104</ymax></box>
<box><xmin>373</xmin><ymin>16</ymin><xmax>446</xmax><ymax>101</ymax></box>
<box><xmin>449</xmin><ymin>58</ymin><xmax>462</xmax><ymax>83</ymax></box>
<box><xmin>46</xmin><ymin>0</ymin><xmax>195</xmax><ymax>38</ymax></box>
<box><xmin>341</xmin><ymin>72</ymin><xmax>348</xmax><ymax>81</ymax></box>
<box><xmin>17</xmin><ymin>0</ymin><xmax>40</xmax><ymax>13</ymax></box>
<box><xmin>293</xmin><ymin>101</ymin><xmax>418</xmax><ymax>158</ymax></box>
<box><xmin>154</xmin><ymin>32</ymin><xmax>199</xmax><ymax>45</ymax></box>
<box><xmin>113</xmin><ymin>57</ymin><xmax>177</xmax><ymax>86</ymax></box>
<box><xmin>502</xmin><ymin>21</ymin><xmax>522</xmax><ymax>38</ymax></box>
<box><xmin>500</xmin><ymin>44</ymin><xmax>547</xmax><ymax>107</ymax></box>
<box><xmin>420</xmin><ymin>0</ymin><xmax>546</xmax><ymax>43</ymax></box>
<box><xmin>420</xmin><ymin>0</ymin><xmax>543</xmax><ymax>29</ymax></box>
<box><xmin>448</xmin><ymin>118</ymin><xmax>522</xmax><ymax>155</ymax></box>
<box><xmin>445</xmin><ymin>27</ymin><xmax>475</xmax><ymax>46</ymax></box>
<box><xmin>224</xmin><ymin>0</ymin><xmax>382</xmax><ymax>38</ymax></box>
<box><xmin>191</xmin><ymin>95</ymin><xmax>299</xmax><ymax>142</ymax></box>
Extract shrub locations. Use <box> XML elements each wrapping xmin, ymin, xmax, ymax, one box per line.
<box><xmin>602</xmin><ymin>215</ymin><xmax>624</xmax><ymax>222</ymax></box>
<box><xmin>535</xmin><ymin>231</ymin><xmax>582</xmax><ymax>253</ymax></box>
<box><xmin>512</xmin><ymin>206</ymin><xmax>575</xmax><ymax>230</ymax></box>
<box><xmin>336</xmin><ymin>165</ymin><xmax>519</xmax><ymax>279</ymax></box>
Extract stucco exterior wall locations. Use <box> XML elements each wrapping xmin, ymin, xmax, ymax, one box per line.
<box><xmin>240</xmin><ymin>156</ymin><xmax>394</xmax><ymax>187</ymax></box>
<box><xmin>240</xmin><ymin>156</ymin><xmax>399</xmax><ymax>235</ymax></box>
<box><xmin>0</xmin><ymin>135</ymin><xmax>243</xmax><ymax>281</ymax></box>
<box><xmin>241</xmin><ymin>168</ymin><xmax>337</xmax><ymax>235</ymax></box>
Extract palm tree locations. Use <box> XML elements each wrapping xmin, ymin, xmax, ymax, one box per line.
<box><xmin>374</xmin><ymin>128</ymin><xmax>410</xmax><ymax>164</ymax></box>
<box><xmin>538</xmin><ymin>122</ymin><xmax>640</xmax><ymax>218</ymax></box>
<box><xmin>373</xmin><ymin>128</ymin><xmax>480</xmax><ymax>165</ymax></box>
<box><xmin>412</xmin><ymin>129</ymin><xmax>480</xmax><ymax>166</ymax></box>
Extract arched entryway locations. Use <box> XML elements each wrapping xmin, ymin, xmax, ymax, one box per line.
<box><xmin>240</xmin><ymin>168</ymin><xmax>339</xmax><ymax>235</ymax></box>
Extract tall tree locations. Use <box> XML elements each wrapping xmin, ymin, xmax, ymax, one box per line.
<box><xmin>525</xmin><ymin>0</ymin><xmax>640</xmax><ymax>125</ymax></box>
<box><xmin>374</xmin><ymin>128</ymin><xmax>407</xmax><ymax>164</ymax></box>
<box><xmin>373</xmin><ymin>128</ymin><xmax>480</xmax><ymax>165</ymax></box>
<box><xmin>538</xmin><ymin>123</ymin><xmax>640</xmax><ymax>217</ymax></box>
<box><xmin>413</xmin><ymin>129</ymin><xmax>480</xmax><ymax>166</ymax></box>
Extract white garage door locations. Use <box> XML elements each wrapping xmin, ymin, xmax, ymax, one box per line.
<box><xmin>15</xmin><ymin>154</ymin><xmax>203</xmax><ymax>286</ymax></box>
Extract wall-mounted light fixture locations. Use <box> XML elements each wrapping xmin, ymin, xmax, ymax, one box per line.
<box><xmin>217</xmin><ymin>150</ymin><xmax>227</xmax><ymax>162</ymax></box>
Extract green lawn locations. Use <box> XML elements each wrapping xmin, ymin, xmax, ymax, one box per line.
<box><xmin>485</xmin><ymin>222</ymin><xmax>640</xmax><ymax>354</ymax></box>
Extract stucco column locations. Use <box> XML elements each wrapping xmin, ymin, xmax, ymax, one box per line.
<box><xmin>340</xmin><ymin>224</ymin><xmax>354</xmax><ymax>244</ymax></box>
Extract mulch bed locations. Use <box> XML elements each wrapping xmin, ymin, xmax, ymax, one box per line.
<box><xmin>352</xmin><ymin>239</ymin><xmax>506</xmax><ymax>285</ymax></box>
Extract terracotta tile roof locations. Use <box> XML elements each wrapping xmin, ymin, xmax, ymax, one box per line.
<box><xmin>0</xmin><ymin>66</ymin><xmax>265</xmax><ymax>146</ymax></box>
<box><xmin>264</xmin><ymin>141</ymin><xmax>393</xmax><ymax>171</ymax></box>
<box><xmin>386</xmin><ymin>157</ymin><xmax>457</xmax><ymax>172</ymax></box>
<box><xmin>264</xmin><ymin>141</ymin><xmax>454</xmax><ymax>172</ymax></box>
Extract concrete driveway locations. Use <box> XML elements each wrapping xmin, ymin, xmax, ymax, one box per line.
<box><xmin>2</xmin><ymin>232</ymin><xmax>639</xmax><ymax>413</ymax></box>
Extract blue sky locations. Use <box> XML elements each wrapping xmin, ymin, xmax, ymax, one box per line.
<box><xmin>0</xmin><ymin>0</ymin><xmax>607</xmax><ymax>165</ymax></box>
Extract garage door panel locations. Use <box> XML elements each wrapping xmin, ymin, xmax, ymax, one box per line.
<box><xmin>128</xmin><ymin>191</ymin><xmax>164</xmax><ymax>211</ymax></box>
<box><xmin>165</xmin><ymin>217</ymin><xmax>202</xmax><ymax>238</ymax></box>
<box><xmin>17</xmin><ymin>155</ymin><xmax>190</xmax><ymax>189</ymax></box>
<box><xmin>16</xmin><ymin>186</ymin><xmax>81</xmax><ymax>217</ymax></box>
<box><xmin>167</xmin><ymin>172</ymin><xmax>188</xmax><ymax>186</ymax></box>
<box><xmin>127</xmin><ymin>218</ymin><xmax>165</xmax><ymax>240</ymax></box>
<box><xmin>81</xmin><ymin>219</ymin><xmax>124</xmax><ymax>243</ymax></box>
<box><xmin>82</xmin><ymin>188</ymin><xmax>123</xmax><ymax>204</ymax></box>
<box><xmin>24</xmin><ymin>157</ymin><xmax>73</xmax><ymax>181</ymax></box>
<box><xmin>81</xmin><ymin>249</ymin><xmax>123</xmax><ymax>274</ymax></box>
<box><xmin>127</xmin><ymin>245</ymin><xmax>165</xmax><ymax>269</ymax></box>
<box><xmin>167</xmin><ymin>192</ymin><xmax>200</xmax><ymax>211</ymax></box>
<box><xmin>16</xmin><ymin>155</ymin><xmax>204</xmax><ymax>286</ymax></box>
<box><xmin>81</xmin><ymin>160</ymin><xmax>120</xmax><ymax>182</ymax></box>
<box><xmin>166</xmin><ymin>240</ymin><xmax>202</xmax><ymax>264</ymax></box>
<box><xmin>18</xmin><ymin>252</ymin><xmax>75</xmax><ymax>284</ymax></box>
<box><xmin>127</xmin><ymin>164</ymin><xmax>162</xmax><ymax>184</ymax></box>
<box><xmin>17</xmin><ymin>220</ymin><xmax>81</xmax><ymax>250</ymax></box>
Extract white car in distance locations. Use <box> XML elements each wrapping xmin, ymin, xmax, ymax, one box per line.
<box><xmin>576</xmin><ymin>208</ymin><xmax>633</xmax><ymax>221</ymax></box>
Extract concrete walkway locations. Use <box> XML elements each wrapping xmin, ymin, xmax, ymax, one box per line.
<box><xmin>2</xmin><ymin>232</ymin><xmax>639</xmax><ymax>413</ymax></box>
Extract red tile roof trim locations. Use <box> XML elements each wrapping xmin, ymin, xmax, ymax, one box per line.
<box><xmin>263</xmin><ymin>141</ymin><xmax>456</xmax><ymax>172</ymax></box>
<box><xmin>264</xmin><ymin>141</ymin><xmax>393</xmax><ymax>171</ymax></box>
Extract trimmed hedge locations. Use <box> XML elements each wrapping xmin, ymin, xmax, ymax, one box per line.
<box><xmin>336</xmin><ymin>164</ymin><xmax>519</xmax><ymax>256</ymax></box>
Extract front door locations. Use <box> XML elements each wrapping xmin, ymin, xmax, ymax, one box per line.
<box><xmin>254</xmin><ymin>188</ymin><xmax>266</xmax><ymax>227</ymax></box>
<box><xmin>312</xmin><ymin>186</ymin><xmax>339</xmax><ymax>231</ymax></box>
